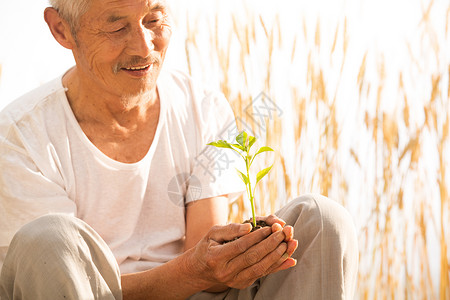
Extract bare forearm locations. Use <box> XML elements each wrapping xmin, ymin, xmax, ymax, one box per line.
<box><xmin>121</xmin><ymin>249</ymin><xmax>207</xmax><ymax>300</ymax></box>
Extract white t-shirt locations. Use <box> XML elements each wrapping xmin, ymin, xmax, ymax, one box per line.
<box><xmin>0</xmin><ymin>68</ymin><xmax>244</xmax><ymax>274</ymax></box>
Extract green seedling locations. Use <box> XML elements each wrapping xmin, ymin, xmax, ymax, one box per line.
<box><xmin>207</xmin><ymin>131</ymin><xmax>274</xmax><ymax>228</ymax></box>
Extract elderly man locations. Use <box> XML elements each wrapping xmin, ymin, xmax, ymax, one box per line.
<box><xmin>0</xmin><ymin>0</ymin><xmax>358</xmax><ymax>299</ymax></box>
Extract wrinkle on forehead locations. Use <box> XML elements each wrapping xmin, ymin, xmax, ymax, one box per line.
<box><xmin>91</xmin><ymin>0</ymin><xmax>167</xmax><ymax>23</ymax></box>
<box><xmin>91</xmin><ymin>0</ymin><xmax>167</xmax><ymax>10</ymax></box>
<box><xmin>148</xmin><ymin>0</ymin><xmax>166</xmax><ymax>10</ymax></box>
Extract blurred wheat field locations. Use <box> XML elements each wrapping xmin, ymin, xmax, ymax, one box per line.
<box><xmin>171</xmin><ymin>0</ymin><xmax>449</xmax><ymax>299</ymax></box>
<box><xmin>0</xmin><ymin>0</ymin><xmax>447</xmax><ymax>298</ymax></box>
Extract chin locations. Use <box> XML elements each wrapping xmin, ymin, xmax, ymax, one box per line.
<box><xmin>119</xmin><ymin>82</ymin><xmax>157</xmax><ymax>98</ymax></box>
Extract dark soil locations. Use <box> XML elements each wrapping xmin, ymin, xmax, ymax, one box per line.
<box><xmin>243</xmin><ymin>219</ymin><xmax>269</xmax><ymax>232</ymax></box>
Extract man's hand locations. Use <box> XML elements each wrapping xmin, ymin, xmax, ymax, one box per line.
<box><xmin>121</xmin><ymin>215</ymin><xmax>298</xmax><ymax>299</ymax></box>
<box><xmin>258</xmin><ymin>215</ymin><xmax>298</xmax><ymax>273</ymax></box>
<box><xmin>187</xmin><ymin>219</ymin><xmax>298</xmax><ymax>291</ymax></box>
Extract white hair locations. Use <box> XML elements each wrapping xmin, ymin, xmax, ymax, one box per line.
<box><xmin>48</xmin><ymin>0</ymin><xmax>91</xmax><ymax>34</ymax></box>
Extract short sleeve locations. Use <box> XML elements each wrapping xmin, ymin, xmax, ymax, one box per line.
<box><xmin>0</xmin><ymin>122</ymin><xmax>76</xmax><ymax>249</ymax></box>
<box><xmin>187</xmin><ymin>88</ymin><xmax>246</xmax><ymax>203</ymax></box>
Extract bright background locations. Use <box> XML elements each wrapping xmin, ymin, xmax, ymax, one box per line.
<box><xmin>0</xmin><ymin>0</ymin><xmax>449</xmax><ymax>299</ymax></box>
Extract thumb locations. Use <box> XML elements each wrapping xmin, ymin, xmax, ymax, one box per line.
<box><xmin>208</xmin><ymin>223</ymin><xmax>252</xmax><ymax>244</ymax></box>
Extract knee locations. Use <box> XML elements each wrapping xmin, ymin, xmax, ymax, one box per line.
<box><xmin>10</xmin><ymin>214</ymin><xmax>79</xmax><ymax>251</ymax></box>
<box><xmin>2</xmin><ymin>214</ymin><xmax>82</xmax><ymax>284</ymax></box>
<box><xmin>277</xmin><ymin>194</ymin><xmax>358</xmax><ymax>247</ymax></box>
<box><xmin>311</xmin><ymin>195</ymin><xmax>358</xmax><ymax>247</ymax></box>
<box><xmin>274</xmin><ymin>195</ymin><xmax>359</xmax><ymax>296</ymax></box>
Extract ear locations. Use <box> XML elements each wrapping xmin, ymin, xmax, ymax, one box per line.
<box><xmin>44</xmin><ymin>7</ymin><xmax>76</xmax><ymax>50</ymax></box>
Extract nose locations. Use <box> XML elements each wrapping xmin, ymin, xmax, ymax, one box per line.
<box><xmin>126</xmin><ymin>26</ymin><xmax>155</xmax><ymax>57</ymax></box>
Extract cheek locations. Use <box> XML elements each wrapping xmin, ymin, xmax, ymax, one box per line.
<box><xmin>80</xmin><ymin>39</ymin><xmax>122</xmax><ymax>73</ymax></box>
<box><xmin>154</xmin><ymin>24</ymin><xmax>172</xmax><ymax>51</ymax></box>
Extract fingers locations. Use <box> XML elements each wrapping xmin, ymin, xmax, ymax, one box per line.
<box><xmin>258</xmin><ymin>215</ymin><xmax>294</xmax><ymax>241</ymax></box>
<box><xmin>234</xmin><ymin>242</ymin><xmax>288</xmax><ymax>287</ymax></box>
<box><xmin>203</xmin><ymin>226</ymin><xmax>274</xmax><ymax>268</ymax></box>
<box><xmin>227</xmin><ymin>229</ymin><xmax>286</xmax><ymax>271</ymax></box>
<box><xmin>264</xmin><ymin>240</ymin><xmax>298</xmax><ymax>275</ymax></box>
<box><xmin>286</xmin><ymin>239</ymin><xmax>298</xmax><ymax>257</ymax></box>
<box><xmin>210</xmin><ymin>222</ymin><xmax>297</xmax><ymax>264</ymax></box>
<box><xmin>259</xmin><ymin>214</ymin><xmax>286</xmax><ymax>227</ymax></box>
<box><xmin>218</xmin><ymin>226</ymin><xmax>273</xmax><ymax>260</ymax></box>
<box><xmin>198</xmin><ymin>226</ymin><xmax>278</xmax><ymax>289</ymax></box>
<box><xmin>282</xmin><ymin>225</ymin><xmax>294</xmax><ymax>241</ymax></box>
<box><xmin>269</xmin><ymin>257</ymin><xmax>297</xmax><ymax>274</ymax></box>
<box><xmin>208</xmin><ymin>223</ymin><xmax>252</xmax><ymax>244</ymax></box>
<box><xmin>270</xmin><ymin>222</ymin><xmax>293</xmax><ymax>242</ymax></box>
<box><xmin>195</xmin><ymin>222</ymin><xmax>299</xmax><ymax>290</ymax></box>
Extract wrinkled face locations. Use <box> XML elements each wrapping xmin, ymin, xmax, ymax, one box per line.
<box><xmin>72</xmin><ymin>0</ymin><xmax>171</xmax><ymax>98</ymax></box>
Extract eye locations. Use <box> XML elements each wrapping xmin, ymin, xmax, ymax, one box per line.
<box><xmin>145</xmin><ymin>11</ymin><xmax>164</xmax><ymax>27</ymax></box>
<box><xmin>106</xmin><ymin>26</ymin><xmax>130</xmax><ymax>36</ymax></box>
<box><xmin>112</xmin><ymin>27</ymin><xmax>126</xmax><ymax>33</ymax></box>
<box><xmin>146</xmin><ymin>18</ymin><xmax>161</xmax><ymax>27</ymax></box>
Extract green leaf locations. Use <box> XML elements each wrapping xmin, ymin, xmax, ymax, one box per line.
<box><xmin>236</xmin><ymin>169</ymin><xmax>249</xmax><ymax>185</ymax></box>
<box><xmin>247</xmin><ymin>136</ymin><xmax>257</xmax><ymax>150</ymax></box>
<box><xmin>249</xmin><ymin>146</ymin><xmax>274</xmax><ymax>166</ymax></box>
<box><xmin>207</xmin><ymin>140</ymin><xmax>233</xmax><ymax>149</ymax></box>
<box><xmin>256</xmin><ymin>165</ymin><xmax>273</xmax><ymax>185</ymax></box>
<box><xmin>236</xmin><ymin>131</ymin><xmax>248</xmax><ymax>147</ymax></box>
<box><xmin>231</xmin><ymin>143</ymin><xmax>245</xmax><ymax>151</ymax></box>
<box><xmin>254</xmin><ymin>146</ymin><xmax>274</xmax><ymax>156</ymax></box>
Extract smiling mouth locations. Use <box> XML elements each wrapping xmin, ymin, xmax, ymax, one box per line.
<box><xmin>119</xmin><ymin>64</ymin><xmax>157</xmax><ymax>77</ymax></box>
<box><xmin>123</xmin><ymin>64</ymin><xmax>151</xmax><ymax>71</ymax></box>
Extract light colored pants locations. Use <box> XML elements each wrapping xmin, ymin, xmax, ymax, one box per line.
<box><xmin>0</xmin><ymin>194</ymin><xmax>358</xmax><ymax>299</ymax></box>
<box><xmin>0</xmin><ymin>213</ymin><xmax>122</xmax><ymax>300</ymax></box>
